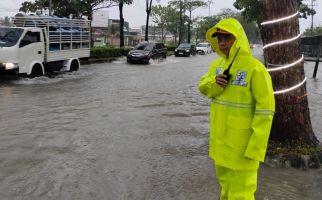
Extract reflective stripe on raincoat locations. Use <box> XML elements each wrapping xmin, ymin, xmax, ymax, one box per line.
<box><xmin>199</xmin><ymin>18</ymin><xmax>275</xmax><ymax>170</ymax></box>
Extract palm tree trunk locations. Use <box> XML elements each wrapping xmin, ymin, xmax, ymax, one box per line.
<box><xmin>261</xmin><ymin>0</ymin><xmax>318</xmax><ymax>145</ymax></box>
<box><xmin>145</xmin><ymin>0</ymin><xmax>153</xmax><ymax>41</ymax></box>
<box><xmin>119</xmin><ymin>0</ymin><xmax>124</xmax><ymax>47</ymax></box>
<box><xmin>178</xmin><ymin>0</ymin><xmax>183</xmax><ymax>45</ymax></box>
<box><xmin>187</xmin><ymin>11</ymin><xmax>191</xmax><ymax>43</ymax></box>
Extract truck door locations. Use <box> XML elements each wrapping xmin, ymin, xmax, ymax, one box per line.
<box><xmin>17</xmin><ymin>29</ymin><xmax>44</xmax><ymax>74</ymax></box>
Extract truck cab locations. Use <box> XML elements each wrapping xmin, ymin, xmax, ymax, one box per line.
<box><xmin>0</xmin><ymin>27</ymin><xmax>44</xmax><ymax>76</ymax></box>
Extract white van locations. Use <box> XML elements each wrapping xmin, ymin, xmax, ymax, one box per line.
<box><xmin>196</xmin><ymin>42</ymin><xmax>212</xmax><ymax>54</ymax></box>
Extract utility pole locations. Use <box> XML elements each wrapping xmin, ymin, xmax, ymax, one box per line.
<box><xmin>310</xmin><ymin>0</ymin><xmax>317</xmax><ymax>32</ymax></box>
<box><xmin>305</xmin><ymin>0</ymin><xmax>317</xmax><ymax>32</ymax></box>
<box><xmin>49</xmin><ymin>0</ymin><xmax>52</xmax><ymax>16</ymax></box>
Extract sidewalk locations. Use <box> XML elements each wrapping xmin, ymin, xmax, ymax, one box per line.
<box><xmin>305</xmin><ymin>60</ymin><xmax>322</xmax><ymax>142</ymax></box>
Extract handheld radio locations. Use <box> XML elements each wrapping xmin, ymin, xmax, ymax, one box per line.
<box><xmin>222</xmin><ymin>47</ymin><xmax>240</xmax><ymax>81</ymax></box>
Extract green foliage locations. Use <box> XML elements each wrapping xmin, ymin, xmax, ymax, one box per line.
<box><xmin>90</xmin><ymin>46</ymin><xmax>130</xmax><ymax>58</ymax></box>
<box><xmin>151</xmin><ymin>5</ymin><xmax>179</xmax><ymax>36</ymax></box>
<box><xmin>298</xmin><ymin>0</ymin><xmax>316</xmax><ymax>19</ymax></box>
<box><xmin>166</xmin><ymin>45</ymin><xmax>177</xmax><ymax>51</ymax></box>
<box><xmin>19</xmin><ymin>0</ymin><xmax>117</xmax><ymax>19</ymax></box>
<box><xmin>233</xmin><ymin>0</ymin><xmax>316</xmax><ymax>24</ymax></box>
<box><xmin>303</xmin><ymin>26</ymin><xmax>322</xmax><ymax>36</ymax></box>
<box><xmin>185</xmin><ymin>0</ymin><xmax>207</xmax><ymax>14</ymax></box>
<box><xmin>233</xmin><ymin>0</ymin><xmax>263</xmax><ymax>24</ymax></box>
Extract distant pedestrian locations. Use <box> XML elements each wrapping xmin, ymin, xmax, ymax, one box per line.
<box><xmin>198</xmin><ymin>18</ymin><xmax>275</xmax><ymax>199</ymax></box>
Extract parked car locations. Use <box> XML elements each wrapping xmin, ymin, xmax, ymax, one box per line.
<box><xmin>174</xmin><ymin>43</ymin><xmax>196</xmax><ymax>57</ymax></box>
<box><xmin>196</xmin><ymin>42</ymin><xmax>212</xmax><ymax>54</ymax></box>
<box><xmin>127</xmin><ymin>42</ymin><xmax>167</xmax><ymax>64</ymax></box>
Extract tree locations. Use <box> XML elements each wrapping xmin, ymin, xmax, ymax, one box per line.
<box><xmin>151</xmin><ymin>5</ymin><xmax>168</xmax><ymax>43</ymax></box>
<box><xmin>19</xmin><ymin>0</ymin><xmax>117</xmax><ymax>19</ymax></box>
<box><xmin>145</xmin><ymin>0</ymin><xmax>153</xmax><ymax>41</ymax></box>
<box><xmin>111</xmin><ymin>0</ymin><xmax>133</xmax><ymax>47</ymax></box>
<box><xmin>19</xmin><ymin>0</ymin><xmax>48</xmax><ymax>14</ymax></box>
<box><xmin>151</xmin><ymin>4</ymin><xmax>181</xmax><ymax>44</ymax></box>
<box><xmin>185</xmin><ymin>0</ymin><xmax>207</xmax><ymax>43</ymax></box>
<box><xmin>236</xmin><ymin>0</ymin><xmax>318</xmax><ymax>146</ymax></box>
<box><xmin>169</xmin><ymin>0</ymin><xmax>186</xmax><ymax>45</ymax></box>
<box><xmin>19</xmin><ymin>0</ymin><xmax>118</xmax><ymax>47</ymax></box>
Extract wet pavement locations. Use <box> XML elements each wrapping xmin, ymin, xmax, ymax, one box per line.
<box><xmin>0</xmin><ymin>49</ymin><xmax>322</xmax><ymax>200</ymax></box>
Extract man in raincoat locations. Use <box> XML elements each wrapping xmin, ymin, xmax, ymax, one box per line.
<box><xmin>199</xmin><ymin>18</ymin><xmax>275</xmax><ymax>199</ymax></box>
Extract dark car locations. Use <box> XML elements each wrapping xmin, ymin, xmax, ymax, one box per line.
<box><xmin>127</xmin><ymin>42</ymin><xmax>167</xmax><ymax>64</ymax></box>
<box><xmin>174</xmin><ymin>43</ymin><xmax>196</xmax><ymax>57</ymax></box>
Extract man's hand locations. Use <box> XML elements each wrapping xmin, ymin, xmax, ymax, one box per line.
<box><xmin>215</xmin><ymin>74</ymin><xmax>228</xmax><ymax>88</ymax></box>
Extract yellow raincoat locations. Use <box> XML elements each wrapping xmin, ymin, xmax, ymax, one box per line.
<box><xmin>199</xmin><ymin>18</ymin><xmax>275</xmax><ymax>171</ymax></box>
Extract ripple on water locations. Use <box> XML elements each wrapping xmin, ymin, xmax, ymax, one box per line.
<box><xmin>162</xmin><ymin>113</ymin><xmax>191</xmax><ymax>117</ymax></box>
<box><xmin>12</xmin><ymin>71</ymin><xmax>92</xmax><ymax>85</ymax></box>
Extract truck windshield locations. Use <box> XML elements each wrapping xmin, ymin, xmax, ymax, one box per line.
<box><xmin>0</xmin><ymin>27</ymin><xmax>24</xmax><ymax>47</ymax></box>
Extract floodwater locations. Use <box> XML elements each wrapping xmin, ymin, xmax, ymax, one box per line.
<box><xmin>0</xmin><ymin>48</ymin><xmax>321</xmax><ymax>200</ymax></box>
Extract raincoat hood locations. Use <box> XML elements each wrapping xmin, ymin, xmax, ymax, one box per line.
<box><xmin>206</xmin><ymin>18</ymin><xmax>251</xmax><ymax>60</ymax></box>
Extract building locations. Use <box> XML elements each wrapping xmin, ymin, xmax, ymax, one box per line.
<box><xmin>92</xmin><ymin>10</ymin><xmax>109</xmax><ymax>46</ymax></box>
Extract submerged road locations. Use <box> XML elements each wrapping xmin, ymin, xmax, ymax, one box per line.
<box><xmin>0</xmin><ymin>49</ymin><xmax>321</xmax><ymax>200</ymax></box>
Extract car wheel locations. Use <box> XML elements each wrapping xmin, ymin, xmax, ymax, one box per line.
<box><xmin>29</xmin><ymin>64</ymin><xmax>43</xmax><ymax>78</ymax></box>
<box><xmin>69</xmin><ymin>59</ymin><xmax>79</xmax><ymax>72</ymax></box>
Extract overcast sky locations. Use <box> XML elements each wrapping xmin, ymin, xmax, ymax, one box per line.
<box><xmin>0</xmin><ymin>0</ymin><xmax>321</xmax><ymax>33</ymax></box>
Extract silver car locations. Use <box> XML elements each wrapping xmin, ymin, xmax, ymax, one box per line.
<box><xmin>196</xmin><ymin>42</ymin><xmax>212</xmax><ymax>54</ymax></box>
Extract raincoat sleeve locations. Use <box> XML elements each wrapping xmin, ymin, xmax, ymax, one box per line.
<box><xmin>244</xmin><ymin>66</ymin><xmax>275</xmax><ymax>162</ymax></box>
<box><xmin>198</xmin><ymin>70</ymin><xmax>224</xmax><ymax>98</ymax></box>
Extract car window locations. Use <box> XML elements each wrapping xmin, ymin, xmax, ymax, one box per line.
<box><xmin>19</xmin><ymin>31</ymin><xmax>41</xmax><ymax>48</ymax></box>
<box><xmin>134</xmin><ymin>43</ymin><xmax>154</xmax><ymax>51</ymax></box>
<box><xmin>178</xmin><ymin>43</ymin><xmax>191</xmax><ymax>48</ymax></box>
<box><xmin>197</xmin><ymin>43</ymin><xmax>208</xmax><ymax>47</ymax></box>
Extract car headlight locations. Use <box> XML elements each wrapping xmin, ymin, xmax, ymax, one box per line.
<box><xmin>186</xmin><ymin>50</ymin><xmax>190</xmax><ymax>52</ymax></box>
<box><xmin>175</xmin><ymin>49</ymin><xmax>177</xmax><ymax>51</ymax></box>
<box><xmin>4</xmin><ymin>62</ymin><xmax>18</xmax><ymax>70</ymax></box>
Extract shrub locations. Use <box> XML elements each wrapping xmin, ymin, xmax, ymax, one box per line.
<box><xmin>166</xmin><ymin>45</ymin><xmax>176</xmax><ymax>52</ymax></box>
<box><xmin>90</xmin><ymin>47</ymin><xmax>131</xmax><ymax>58</ymax></box>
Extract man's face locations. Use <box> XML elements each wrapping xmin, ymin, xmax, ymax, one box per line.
<box><xmin>217</xmin><ymin>34</ymin><xmax>236</xmax><ymax>57</ymax></box>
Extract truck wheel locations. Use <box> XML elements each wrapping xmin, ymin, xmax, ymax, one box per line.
<box><xmin>70</xmin><ymin>60</ymin><xmax>79</xmax><ymax>72</ymax></box>
<box><xmin>29</xmin><ymin>64</ymin><xmax>43</xmax><ymax>78</ymax></box>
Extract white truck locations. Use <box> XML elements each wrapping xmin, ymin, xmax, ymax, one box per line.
<box><xmin>0</xmin><ymin>14</ymin><xmax>90</xmax><ymax>77</ymax></box>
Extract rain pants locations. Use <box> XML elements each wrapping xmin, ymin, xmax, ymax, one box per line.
<box><xmin>199</xmin><ymin>18</ymin><xmax>275</xmax><ymax>199</ymax></box>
